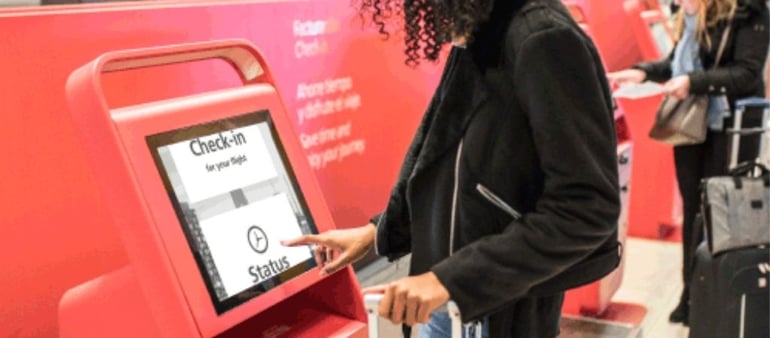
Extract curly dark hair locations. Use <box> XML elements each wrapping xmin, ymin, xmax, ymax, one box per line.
<box><xmin>355</xmin><ymin>0</ymin><xmax>497</xmax><ymax>66</ymax></box>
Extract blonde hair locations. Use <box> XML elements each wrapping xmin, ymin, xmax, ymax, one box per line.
<box><xmin>673</xmin><ymin>0</ymin><xmax>737</xmax><ymax>49</ymax></box>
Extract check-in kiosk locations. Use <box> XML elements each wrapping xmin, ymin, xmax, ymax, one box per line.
<box><xmin>624</xmin><ymin>0</ymin><xmax>674</xmax><ymax>61</ymax></box>
<box><xmin>58</xmin><ymin>40</ymin><xmax>367</xmax><ymax>338</ymax></box>
<box><xmin>564</xmin><ymin>3</ymin><xmax>593</xmax><ymax>34</ymax></box>
<box><xmin>620</xmin><ymin>0</ymin><xmax>684</xmax><ymax>240</ymax></box>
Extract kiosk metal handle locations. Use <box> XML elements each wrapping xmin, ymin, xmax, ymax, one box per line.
<box><xmin>363</xmin><ymin>294</ymin><xmax>481</xmax><ymax>338</ymax></box>
<box><xmin>96</xmin><ymin>39</ymin><xmax>268</xmax><ymax>84</ymax></box>
<box><xmin>76</xmin><ymin>39</ymin><xmax>275</xmax><ymax>106</ymax></box>
<box><xmin>69</xmin><ymin>39</ymin><xmax>277</xmax><ymax>118</ymax></box>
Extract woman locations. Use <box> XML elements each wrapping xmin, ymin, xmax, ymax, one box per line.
<box><xmin>609</xmin><ymin>0</ymin><xmax>769</xmax><ymax>325</ymax></box>
<box><xmin>284</xmin><ymin>0</ymin><xmax>621</xmax><ymax>336</ymax></box>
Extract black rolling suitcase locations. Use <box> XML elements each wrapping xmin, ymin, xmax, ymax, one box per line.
<box><xmin>689</xmin><ymin>243</ymin><xmax>769</xmax><ymax>338</ymax></box>
<box><xmin>689</xmin><ymin>98</ymin><xmax>770</xmax><ymax>338</ymax></box>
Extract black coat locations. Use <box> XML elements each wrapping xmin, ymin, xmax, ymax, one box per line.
<box><xmin>635</xmin><ymin>0</ymin><xmax>770</xmax><ymax>106</ymax></box>
<box><xmin>372</xmin><ymin>0</ymin><xmax>621</xmax><ymax>336</ymax></box>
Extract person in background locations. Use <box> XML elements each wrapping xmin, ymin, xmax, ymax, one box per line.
<box><xmin>609</xmin><ymin>0</ymin><xmax>769</xmax><ymax>326</ymax></box>
<box><xmin>284</xmin><ymin>0</ymin><xmax>622</xmax><ymax>337</ymax></box>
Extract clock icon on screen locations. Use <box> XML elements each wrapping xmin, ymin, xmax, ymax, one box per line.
<box><xmin>247</xmin><ymin>225</ymin><xmax>269</xmax><ymax>254</ymax></box>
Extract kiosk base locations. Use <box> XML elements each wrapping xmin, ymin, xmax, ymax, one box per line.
<box><xmin>218</xmin><ymin>269</ymin><xmax>367</xmax><ymax>338</ymax></box>
<box><xmin>59</xmin><ymin>267</ymin><xmax>367</xmax><ymax>338</ymax></box>
<box><xmin>619</xmin><ymin>95</ymin><xmax>683</xmax><ymax>240</ymax></box>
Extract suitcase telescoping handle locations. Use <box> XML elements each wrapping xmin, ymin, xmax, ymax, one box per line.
<box><xmin>728</xmin><ymin>98</ymin><xmax>770</xmax><ymax>171</ymax></box>
<box><xmin>364</xmin><ymin>294</ymin><xmax>482</xmax><ymax>338</ymax></box>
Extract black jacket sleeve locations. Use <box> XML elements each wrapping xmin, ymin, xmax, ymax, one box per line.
<box><xmin>369</xmin><ymin>213</ymin><xmax>383</xmax><ymax>225</ymax></box>
<box><xmin>633</xmin><ymin>50</ymin><xmax>675</xmax><ymax>83</ymax></box>
<box><xmin>431</xmin><ymin>26</ymin><xmax>620</xmax><ymax>321</ymax></box>
<box><xmin>689</xmin><ymin>7</ymin><xmax>770</xmax><ymax>96</ymax></box>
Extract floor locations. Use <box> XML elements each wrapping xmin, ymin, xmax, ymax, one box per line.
<box><xmin>357</xmin><ymin>237</ymin><xmax>691</xmax><ymax>338</ymax></box>
<box><xmin>610</xmin><ymin>238</ymin><xmax>689</xmax><ymax>338</ymax></box>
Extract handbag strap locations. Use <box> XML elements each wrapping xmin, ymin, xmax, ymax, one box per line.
<box><xmin>712</xmin><ymin>5</ymin><xmax>737</xmax><ymax>69</ymax></box>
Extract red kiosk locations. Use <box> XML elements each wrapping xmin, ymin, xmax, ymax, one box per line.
<box><xmin>624</xmin><ymin>0</ymin><xmax>674</xmax><ymax>61</ymax></box>
<box><xmin>58</xmin><ymin>40</ymin><xmax>367</xmax><ymax>338</ymax></box>
<box><xmin>621</xmin><ymin>0</ymin><xmax>684</xmax><ymax>240</ymax></box>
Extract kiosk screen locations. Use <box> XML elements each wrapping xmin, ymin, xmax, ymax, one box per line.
<box><xmin>147</xmin><ymin>111</ymin><xmax>318</xmax><ymax>314</ymax></box>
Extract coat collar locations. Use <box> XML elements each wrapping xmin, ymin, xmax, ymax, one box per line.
<box><xmin>410</xmin><ymin>48</ymin><xmax>490</xmax><ymax>177</ymax></box>
<box><xmin>406</xmin><ymin>0</ymin><xmax>532</xmax><ymax>179</ymax></box>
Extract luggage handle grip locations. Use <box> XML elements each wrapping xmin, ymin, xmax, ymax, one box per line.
<box><xmin>729</xmin><ymin>161</ymin><xmax>769</xmax><ymax>177</ymax></box>
<box><xmin>725</xmin><ymin>127</ymin><xmax>770</xmax><ymax>136</ymax></box>
<box><xmin>364</xmin><ymin>293</ymin><xmax>480</xmax><ymax>338</ymax></box>
<box><xmin>729</xmin><ymin>161</ymin><xmax>770</xmax><ymax>188</ymax></box>
<box><xmin>736</xmin><ymin>97</ymin><xmax>770</xmax><ymax>109</ymax></box>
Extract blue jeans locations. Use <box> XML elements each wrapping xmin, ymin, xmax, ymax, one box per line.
<box><xmin>418</xmin><ymin>313</ymin><xmax>490</xmax><ymax>338</ymax></box>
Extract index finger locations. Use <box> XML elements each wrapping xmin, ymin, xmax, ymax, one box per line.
<box><xmin>362</xmin><ymin>284</ymin><xmax>389</xmax><ymax>295</ymax></box>
<box><xmin>281</xmin><ymin>234</ymin><xmax>327</xmax><ymax>247</ymax></box>
<box><xmin>378</xmin><ymin>284</ymin><xmax>396</xmax><ymax>318</ymax></box>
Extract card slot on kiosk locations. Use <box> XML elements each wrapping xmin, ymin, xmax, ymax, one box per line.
<box><xmin>59</xmin><ymin>40</ymin><xmax>367</xmax><ymax>338</ymax></box>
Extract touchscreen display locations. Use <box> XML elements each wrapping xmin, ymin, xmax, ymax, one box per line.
<box><xmin>147</xmin><ymin>111</ymin><xmax>318</xmax><ymax>314</ymax></box>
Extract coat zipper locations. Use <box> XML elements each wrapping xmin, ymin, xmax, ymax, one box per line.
<box><xmin>449</xmin><ymin>140</ymin><xmax>464</xmax><ymax>255</ymax></box>
<box><xmin>476</xmin><ymin>184</ymin><xmax>522</xmax><ymax>220</ymax></box>
<box><xmin>450</xmin><ymin>141</ymin><xmax>491</xmax><ymax>332</ymax></box>
<box><xmin>374</xmin><ymin>214</ymin><xmax>382</xmax><ymax>256</ymax></box>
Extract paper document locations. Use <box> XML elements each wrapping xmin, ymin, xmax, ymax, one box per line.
<box><xmin>612</xmin><ymin>81</ymin><xmax>666</xmax><ymax>99</ymax></box>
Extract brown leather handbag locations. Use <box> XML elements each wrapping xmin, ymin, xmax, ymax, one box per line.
<box><xmin>649</xmin><ymin>94</ymin><xmax>711</xmax><ymax>145</ymax></box>
<box><xmin>649</xmin><ymin>12</ymin><xmax>734</xmax><ymax>146</ymax></box>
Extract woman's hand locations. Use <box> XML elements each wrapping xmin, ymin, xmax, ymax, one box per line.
<box><xmin>362</xmin><ymin>272</ymin><xmax>451</xmax><ymax>327</ymax></box>
<box><xmin>282</xmin><ymin>224</ymin><xmax>375</xmax><ymax>276</ymax></box>
<box><xmin>607</xmin><ymin>69</ymin><xmax>646</xmax><ymax>87</ymax></box>
<box><xmin>664</xmin><ymin>75</ymin><xmax>691</xmax><ymax>99</ymax></box>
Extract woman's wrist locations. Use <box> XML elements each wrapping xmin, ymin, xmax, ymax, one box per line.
<box><xmin>362</xmin><ymin>223</ymin><xmax>376</xmax><ymax>244</ymax></box>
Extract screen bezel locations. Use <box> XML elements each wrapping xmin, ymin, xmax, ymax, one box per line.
<box><xmin>146</xmin><ymin>110</ymin><xmax>319</xmax><ymax>315</ymax></box>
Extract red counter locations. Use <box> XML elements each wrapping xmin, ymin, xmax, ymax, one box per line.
<box><xmin>59</xmin><ymin>39</ymin><xmax>368</xmax><ymax>338</ymax></box>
